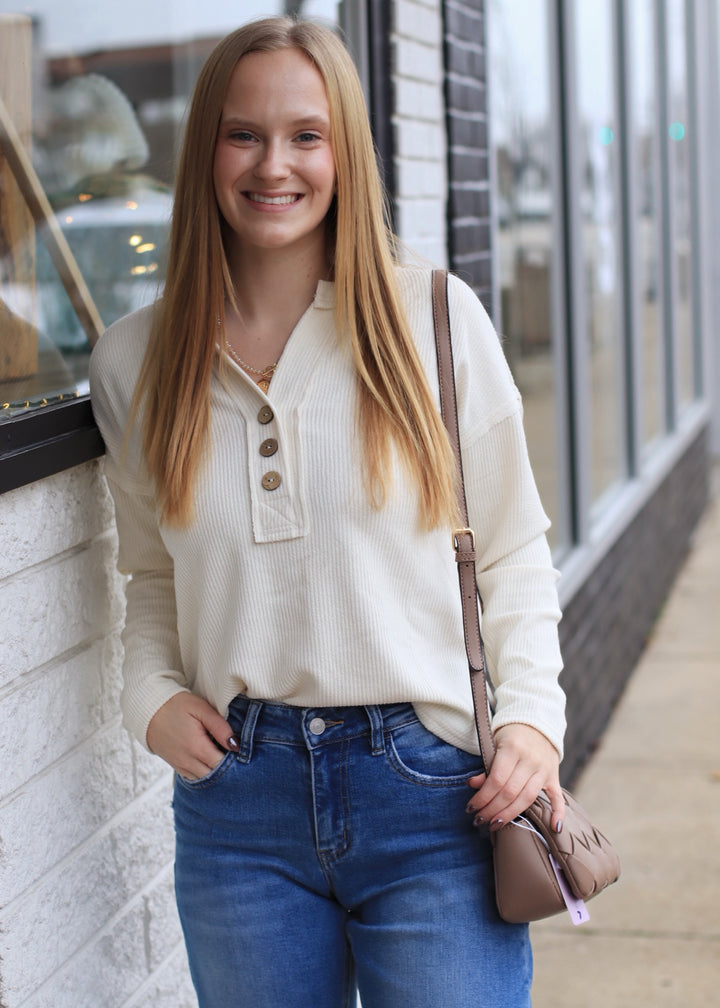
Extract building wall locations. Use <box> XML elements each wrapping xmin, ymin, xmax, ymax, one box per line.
<box><xmin>442</xmin><ymin>0</ymin><xmax>492</xmax><ymax>307</ymax></box>
<box><xmin>391</xmin><ymin>0</ymin><xmax>448</xmax><ymax>266</ymax></box>
<box><xmin>0</xmin><ymin>461</ymin><xmax>195</xmax><ymax>1008</ymax></box>
<box><xmin>558</xmin><ymin>426</ymin><xmax>709</xmax><ymax>783</ymax></box>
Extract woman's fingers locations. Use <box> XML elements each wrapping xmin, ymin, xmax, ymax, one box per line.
<box><xmin>546</xmin><ymin>781</ymin><xmax>566</xmax><ymax>834</ymax></box>
<box><xmin>465</xmin><ymin>723</ymin><xmax>562</xmax><ymax>831</ymax></box>
<box><xmin>146</xmin><ymin>692</ymin><xmax>236</xmax><ymax>778</ymax></box>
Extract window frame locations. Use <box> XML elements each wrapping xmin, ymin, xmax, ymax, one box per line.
<box><xmin>0</xmin><ymin>398</ymin><xmax>103</xmax><ymax>494</ymax></box>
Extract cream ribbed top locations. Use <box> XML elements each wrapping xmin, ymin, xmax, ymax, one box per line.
<box><xmin>89</xmin><ymin>267</ymin><xmax>566</xmax><ymax>757</ymax></box>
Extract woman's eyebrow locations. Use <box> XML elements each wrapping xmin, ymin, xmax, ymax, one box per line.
<box><xmin>220</xmin><ymin>114</ymin><xmax>330</xmax><ymax>129</ymax></box>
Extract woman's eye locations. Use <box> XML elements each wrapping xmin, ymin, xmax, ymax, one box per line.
<box><xmin>229</xmin><ymin>130</ymin><xmax>256</xmax><ymax>143</ymax></box>
<box><xmin>296</xmin><ymin>132</ymin><xmax>321</xmax><ymax>143</ymax></box>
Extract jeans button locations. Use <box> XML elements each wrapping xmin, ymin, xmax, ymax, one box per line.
<box><xmin>308</xmin><ymin>717</ymin><xmax>326</xmax><ymax>735</ymax></box>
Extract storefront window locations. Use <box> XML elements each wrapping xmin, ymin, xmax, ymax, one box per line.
<box><xmin>575</xmin><ymin>0</ymin><xmax>626</xmax><ymax>508</ymax></box>
<box><xmin>0</xmin><ymin>1</ymin><xmax>341</xmax><ymax>422</ymax></box>
<box><xmin>665</xmin><ymin>0</ymin><xmax>696</xmax><ymax>411</ymax></box>
<box><xmin>629</xmin><ymin>0</ymin><xmax>666</xmax><ymax>452</ymax></box>
<box><xmin>488</xmin><ymin>0</ymin><xmax>564</xmax><ymax>552</ymax></box>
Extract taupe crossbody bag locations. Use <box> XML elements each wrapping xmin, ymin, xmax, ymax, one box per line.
<box><xmin>431</xmin><ymin>269</ymin><xmax>620</xmax><ymax>923</ymax></box>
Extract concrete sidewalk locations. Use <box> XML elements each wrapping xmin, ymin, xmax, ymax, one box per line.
<box><xmin>531</xmin><ymin>471</ymin><xmax>720</xmax><ymax>1007</ymax></box>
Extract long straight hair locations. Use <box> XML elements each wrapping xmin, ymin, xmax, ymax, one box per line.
<box><xmin>132</xmin><ymin>17</ymin><xmax>457</xmax><ymax>529</ymax></box>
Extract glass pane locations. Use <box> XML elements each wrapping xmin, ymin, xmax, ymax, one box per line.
<box><xmin>0</xmin><ymin>1</ymin><xmax>341</xmax><ymax>420</ymax></box>
<box><xmin>488</xmin><ymin>0</ymin><xmax>564</xmax><ymax>553</ymax></box>
<box><xmin>665</xmin><ymin>0</ymin><xmax>695</xmax><ymax>410</ymax></box>
<box><xmin>574</xmin><ymin>0</ymin><xmax>626</xmax><ymax>506</ymax></box>
<box><xmin>630</xmin><ymin>0</ymin><xmax>665</xmax><ymax>450</ymax></box>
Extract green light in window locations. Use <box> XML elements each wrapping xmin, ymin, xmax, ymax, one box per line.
<box><xmin>598</xmin><ymin>126</ymin><xmax>614</xmax><ymax>146</ymax></box>
<box><xmin>668</xmin><ymin>121</ymin><xmax>685</xmax><ymax>141</ymax></box>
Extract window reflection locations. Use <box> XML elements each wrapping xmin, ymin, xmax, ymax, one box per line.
<box><xmin>665</xmin><ymin>0</ymin><xmax>695</xmax><ymax>410</ymax></box>
<box><xmin>488</xmin><ymin>0</ymin><xmax>563</xmax><ymax>552</ymax></box>
<box><xmin>575</xmin><ymin>0</ymin><xmax>626</xmax><ymax>507</ymax></box>
<box><xmin>0</xmin><ymin>1</ymin><xmax>340</xmax><ymax>419</ymax></box>
<box><xmin>630</xmin><ymin>0</ymin><xmax>665</xmax><ymax>451</ymax></box>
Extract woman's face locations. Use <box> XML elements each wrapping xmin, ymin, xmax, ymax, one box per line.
<box><xmin>213</xmin><ymin>47</ymin><xmax>337</xmax><ymax>263</ymax></box>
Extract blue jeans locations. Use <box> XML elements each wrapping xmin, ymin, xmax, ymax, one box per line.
<box><xmin>173</xmin><ymin>698</ymin><xmax>532</xmax><ymax>1008</ymax></box>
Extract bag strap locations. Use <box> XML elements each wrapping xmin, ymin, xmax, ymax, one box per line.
<box><xmin>431</xmin><ymin>268</ymin><xmax>496</xmax><ymax>770</ymax></box>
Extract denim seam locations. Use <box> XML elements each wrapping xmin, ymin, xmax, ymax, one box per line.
<box><xmin>385</xmin><ymin>738</ymin><xmax>482</xmax><ymax>789</ymax></box>
<box><xmin>175</xmin><ymin>752</ymin><xmax>237</xmax><ymax>790</ymax></box>
<box><xmin>315</xmin><ymin>740</ymin><xmax>352</xmax><ymax>867</ymax></box>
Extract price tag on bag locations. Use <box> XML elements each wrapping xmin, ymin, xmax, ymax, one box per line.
<box><xmin>549</xmin><ymin>854</ymin><xmax>591</xmax><ymax>925</ymax></box>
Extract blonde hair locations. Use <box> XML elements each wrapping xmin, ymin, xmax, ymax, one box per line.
<box><xmin>133</xmin><ymin>17</ymin><xmax>457</xmax><ymax>529</ymax></box>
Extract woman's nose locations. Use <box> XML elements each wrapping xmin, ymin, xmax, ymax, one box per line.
<box><xmin>254</xmin><ymin>140</ymin><xmax>290</xmax><ymax>180</ymax></box>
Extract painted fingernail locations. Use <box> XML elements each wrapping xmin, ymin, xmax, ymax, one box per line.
<box><xmin>491</xmin><ymin>818</ymin><xmax>504</xmax><ymax>830</ymax></box>
<box><xmin>226</xmin><ymin>736</ymin><xmax>239</xmax><ymax>751</ymax></box>
<box><xmin>473</xmin><ymin>815</ymin><xmax>486</xmax><ymax>828</ymax></box>
<box><xmin>555</xmin><ymin>820</ymin><xmax>563</xmax><ymax>834</ymax></box>
<box><xmin>465</xmin><ymin>802</ymin><xmax>475</xmax><ymax>815</ymax></box>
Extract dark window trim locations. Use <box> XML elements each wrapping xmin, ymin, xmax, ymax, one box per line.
<box><xmin>0</xmin><ymin>397</ymin><xmax>104</xmax><ymax>494</ymax></box>
<box><xmin>367</xmin><ymin>0</ymin><xmax>396</xmax><ymax>228</ymax></box>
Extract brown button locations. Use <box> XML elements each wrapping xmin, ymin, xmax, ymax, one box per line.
<box><xmin>257</xmin><ymin>405</ymin><xmax>274</xmax><ymax>425</ymax></box>
<box><xmin>259</xmin><ymin>438</ymin><xmax>278</xmax><ymax>457</ymax></box>
<box><xmin>261</xmin><ymin>470</ymin><xmax>281</xmax><ymax>491</ymax></box>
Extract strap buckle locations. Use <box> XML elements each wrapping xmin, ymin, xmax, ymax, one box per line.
<box><xmin>452</xmin><ymin>527</ymin><xmax>476</xmax><ymax>551</ymax></box>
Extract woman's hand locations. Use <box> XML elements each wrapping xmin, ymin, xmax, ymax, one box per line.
<box><xmin>146</xmin><ymin>692</ymin><xmax>239</xmax><ymax>780</ymax></box>
<box><xmin>465</xmin><ymin>723</ymin><xmax>564</xmax><ymax>833</ymax></box>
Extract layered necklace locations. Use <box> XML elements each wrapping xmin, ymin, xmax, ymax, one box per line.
<box><xmin>219</xmin><ymin>315</ymin><xmax>278</xmax><ymax>394</ymax></box>
<box><xmin>224</xmin><ymin>338</ymin><xmax>278</xmax><ymax>394</ymax></box>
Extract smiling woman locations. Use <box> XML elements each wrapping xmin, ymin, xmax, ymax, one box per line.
<box><xmin>88</xmin><ymin>14</ymin><xmax>566</xmax><ymax>1008</ymax></box>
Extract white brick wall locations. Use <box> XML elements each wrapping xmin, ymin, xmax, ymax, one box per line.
<box><xmin>0</xmin><ymin>461</ymin><xmax>194</xmax><ymax>1008</ymax></box>
<box><xmin>392</xmin><ymin>0</ymin><xmax>448</xmax><ymax>265</ymax></box>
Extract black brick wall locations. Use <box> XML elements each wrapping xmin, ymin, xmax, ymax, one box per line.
<box><xmin>559</xmin><ymin>428</ymin><xmax>710</xmax><ymax>784</ymax></box>
<box><xmin>442</xmin><ymin>0</ymin><xmax>492</xmax><ymax>309</ymax></box>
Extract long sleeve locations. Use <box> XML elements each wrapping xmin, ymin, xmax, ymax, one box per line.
<box><xmin>446</xmin><ymin>273</ymin><xmax>566</xmax><ymax>754</ymax></box>
<box><xmin>109</xmin><ymin>477</ymin><xmax>191</xmax><ymax>746</ymax></box>
<box><xmin>89</xmin><ymin>306</ymin><xmax>189</xmax><ymax>747</ymax></box>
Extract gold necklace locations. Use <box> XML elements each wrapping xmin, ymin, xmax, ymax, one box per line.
<box><xmin>223</xmin><ymin>334</ymin><xmax>278</xmax><ymax>394</ymax></box>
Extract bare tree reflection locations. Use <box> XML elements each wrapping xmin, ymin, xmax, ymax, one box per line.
<box><xmin>284</xmin><ymin>1</ymin><xmax>306</xmax><ymax>16</ymax></box>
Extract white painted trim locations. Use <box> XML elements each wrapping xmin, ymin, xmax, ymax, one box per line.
<box><xmin>558</xmin><ymin>402</ymin><xmax>710</xmax><ymax>606</ymax></box>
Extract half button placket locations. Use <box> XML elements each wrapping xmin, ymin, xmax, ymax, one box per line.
<box><xmin>246</xmin><ymin>402</ymin><xmax>306</xmax><ymax>542</ymax></box>
<box><xmin>256</xmin><ymin>409</ymin><xmax>282</xmax><ymax>493</ymax></box>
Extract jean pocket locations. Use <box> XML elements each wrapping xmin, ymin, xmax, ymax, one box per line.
<box><xmin>386</xmin><ymin>718</ymin><xmax>484</xmax><ymax>786</ymax></box>
<box><xmin>175</xmin><ymin>750</ymin><xmax>236</xmax><ymax>790</ymax></box>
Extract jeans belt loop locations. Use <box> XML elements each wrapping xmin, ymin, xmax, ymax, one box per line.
<box><xmin>238</xmin><ymin>699</ymin><xmax>263</xmax><ymax>763</ymax></box>
<box><xmin>364</xmin><ymin>705</ymin><xmax>385</xmax><ymax>756</ymax></box>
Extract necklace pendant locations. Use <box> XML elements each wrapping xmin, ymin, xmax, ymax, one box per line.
<box><xmin>258</xmin><ymin>377</ymin><xmax>271</xmax><ymax>394</ymax></box>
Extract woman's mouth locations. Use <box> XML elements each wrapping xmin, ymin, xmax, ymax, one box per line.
<box><xmin>246</xmin><ymin>192</ymin><xmax>301</xmax><ymax>205</ymax></box>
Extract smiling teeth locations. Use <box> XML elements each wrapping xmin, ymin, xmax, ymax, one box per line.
<box><xmin>249</xmin><ymin>193</ymin><xmax>299</xmax><ymax>205</ymax></box>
